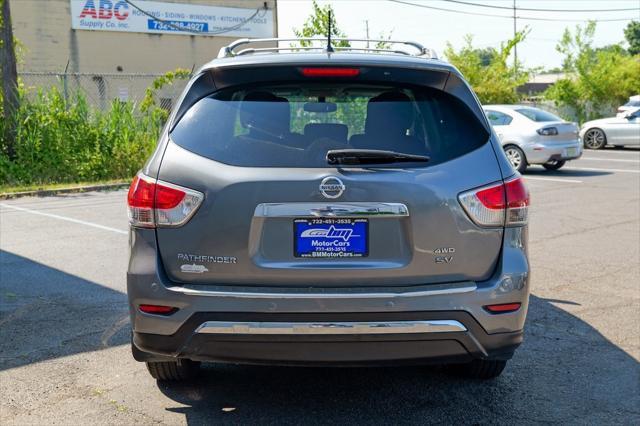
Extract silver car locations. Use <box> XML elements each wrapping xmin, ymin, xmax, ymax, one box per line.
<box><xmin>616</xmin><ymin>95</ymin><xmax>640</xmax><ymax>117</ymax></box>
<box><xmin>484</xmin><ymin>105</ymin><xmax>582</xmax><ymax>173</ymax></box>
<box><xmin>127</xmin><ymin>38</ymin><xmax>530</xmax><ymax>382</ymax></box>
<box><xmin>581</xmin><ymin>108</ymin><xmax>640</xmax><ymax>149</ymax></box>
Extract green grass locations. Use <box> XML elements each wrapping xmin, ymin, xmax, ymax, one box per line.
<box><xmin>0</xmin><ymin>70</ymin><xmax>188</xmax><ymax>189</ymax></box>
<box><xmin>0</xmin><ymin>179</ymin><xmax>130</xmax><ymax>195</ymax></box>
<box><xmin>0</xmin><ymin>88</ymin><xmax>162</xmax><ymax>187</ymax></box>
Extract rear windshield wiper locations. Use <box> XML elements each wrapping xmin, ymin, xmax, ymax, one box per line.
<box><xmin>327</xmin><ymin>149</ymin><xmax>430</xmax><ymax>165</ymax></box>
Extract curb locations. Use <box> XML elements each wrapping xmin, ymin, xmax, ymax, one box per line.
<box><xmin>0</xmin><ymin>182</ymin><xmax>129</xmax><ymax>200</ymax></box>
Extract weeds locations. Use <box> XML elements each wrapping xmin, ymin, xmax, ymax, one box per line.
<box><xmin>0</xmin><ymin>70</ymin><xmax>188</xmax><ymax>187</ymax></box>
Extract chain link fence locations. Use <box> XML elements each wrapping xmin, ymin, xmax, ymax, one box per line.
<box><xmin>19</xmin><ymin>72</ymin><xmax>190</xmax><ymax>111</ymax></box>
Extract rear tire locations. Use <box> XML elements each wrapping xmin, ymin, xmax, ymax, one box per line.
<box><xmin>542</xmin><ymin>160</ymin><xmax>566</xmax><ymax>170</ymax></box>
<box><xmin>453</xmin><ymin>359</ymin><xmax>507</xmax><ymax>380</ymax></box>
<box><xmin>504</xmin><ymin>145</ymin><xmax>527</xmax><ymax>173</ymax></box>
<box><xmin>583</xmin><ymin>128</ymin><xmax>606</xmax><ymax>149</ymax></box>
<box><xmin>146</xmin><ymin>359</ymin><xmax>200</xmax><ymax>381</ymax></box>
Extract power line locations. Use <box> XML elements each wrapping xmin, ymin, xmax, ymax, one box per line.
<box><xmin>387</xmin><ymin>0</ymin><xmax>636</xmax><ymax>22</ymax></box>
<box><xmin>442</xmin><ymin>0</ymin><xmax>640</xmax><ymax>13</ymax></box>
<box><xmin>123</xmin><ymin>0</ymin><xmax>267</xmax><ymax>35</ymax></box>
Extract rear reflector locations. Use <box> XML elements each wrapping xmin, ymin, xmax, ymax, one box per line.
<box><xmin>127</xmin><ymin>172</ymin><xmax>203</xmax><ymax>228</ymax></box>
<box><xmin>458</xmin><ymin>177</ymin><xmax>529</xmax><ymax>227</ymax></box>
<box><xmin>139</xmin><ymin>304</ymin><xmax>178</xmax><ymax>315</ymax></box>
<box><xmin>301</xmin><ymin>67</ymin><xmax>360</xmax><ymax>77</ymax></box>
<box><xmin>484</xmin><ymin>303</ymin><xmax>521</xmax><ymax>313</ymax></box>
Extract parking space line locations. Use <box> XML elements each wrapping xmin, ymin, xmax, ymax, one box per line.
<box><xmin>524</xmin><ymin>177</ymin><xmax>583</xmax><ymax>184</ymax></box>
<box><xmin>582</xmin><ymin>149</ymin><xmax>640</xmax><ymax>155</ymax></box>
<box><xmin>562</xmin><ymin>166</ymin><xmax>640</xmax><ymax>174</ymax></box>
<box><xmin>0</xmin><ymin>202</ymin><xmax>128</xmax><ymax>235</ymax></box>
<box><xmin>579</xmin><ymin>158</ymin><xmax>640</xmax><ymax>163</ymax></box>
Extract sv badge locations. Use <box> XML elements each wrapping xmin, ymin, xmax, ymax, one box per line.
<box><xmin>435</xmin><ymin>256</ymin><xmax>453</xmax><ymax>264</ymax></box>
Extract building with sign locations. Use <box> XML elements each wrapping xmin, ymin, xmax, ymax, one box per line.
<box><xmin>12</xmin><ymin>0</ymin><xmax>278</xmax><ymax>73</ymax></box>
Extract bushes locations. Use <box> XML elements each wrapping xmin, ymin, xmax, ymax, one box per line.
<box><xmin>0</xmin><ymin>71</ymin><xmax>187</xmax><ymax>187</ymax></box>
<box><xmin>444</xmin><ymin>31</ymin><xmax>530</xmax><ymax>105</ymax></box>
<box><xmin>544</xmin><ymin>22</ymin><xmax>640</xmax><ymax>122</ymax></box>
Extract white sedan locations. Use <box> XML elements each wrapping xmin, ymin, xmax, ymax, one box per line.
<box><xmin>616</xmin><ymin>95</ymin><xmax>640</xmax><ymax>117</ymax></box>
<box><xmin>484</xmin><ymin>105</ymin><xmax>582</xmax><ymax>173</ymax></box>
<box><xmin>580</xmin><ymin>109</ymin><xmax>640</xmax><ymax>150</ymax></box>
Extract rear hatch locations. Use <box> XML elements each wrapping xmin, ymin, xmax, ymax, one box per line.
<box><xmin>154</xmin><ymin>63</ymin><xmax>505</xmax><ymax>287</ymax></box>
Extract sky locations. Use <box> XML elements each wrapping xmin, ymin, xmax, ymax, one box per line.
<box><xmin>276</xmin><ymin>0</ymin><xmax>640</xmax><ymax>70</ymax></box>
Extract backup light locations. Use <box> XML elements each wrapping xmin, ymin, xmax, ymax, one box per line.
<box><xmin>458</xmin><ymin>177</ymin><xmax>529</xmax><ymax>227</ymax></box>
<box><xmin>300</xmin><ymin>67</ymin><xmax>360</xmax><ymax>77</ymax></box>
<box><xmin>127</xmin><ymin>173</ymin><xmax>203</xmax><ymax>228</ymax></box>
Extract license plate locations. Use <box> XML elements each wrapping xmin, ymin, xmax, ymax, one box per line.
<box><xmin>294</xmin><ymin>218</ymin><xmax>368</xmax><ymax>258</ymax></box>
<box><xmin>564</xmin><ymin>147</ymin><xmax>578</xmax><ymax>157</ymax></box>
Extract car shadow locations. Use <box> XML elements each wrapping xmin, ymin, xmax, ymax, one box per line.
<box><xmin>0</xmin><ymin>250</ymin><xmax>130</xmax><ymax>371</ymax></box>
<box><xmin>157</xmin><ymin>294</ymin><xmax>640</xmax><ymax>424</ymax></box>
<box><xmin>1</xmin><ymin>250</ymin><xmax>638</xmax><ymax>423</ymax></box>
<box><xmin>602</xmin><ymin>146</ymin><xmax>640</xmax><ymax>152</ymax></box>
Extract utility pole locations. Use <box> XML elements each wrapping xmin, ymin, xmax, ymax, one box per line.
<box><xmin>365</xmin><ymin>19</ymin><xmax>369</xmax><ymax>48</ymax></box>
<box><xmin>1</xmin><ymin>0</ymin><xmax>19</xmax><ymax>158</ymax></box>
<box><xmin>513</xmin><ymin>0</ymin><xmax>517</xmax><ymax>70</ymax></box>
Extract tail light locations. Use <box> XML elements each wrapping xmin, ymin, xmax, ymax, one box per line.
<box><xmin>536</xmin><ymin>127</ymin><xmax>558</xmax><ymax>136</ymax></box>
<box><xmin>127</xmin><ymin>172</ymin><xmax>203</xmax><ymax>228</ymax></box>
<box><xmin>458</xmin><ymin>177</ymin><xmax>529</xmax><ymax>227</ymax></box>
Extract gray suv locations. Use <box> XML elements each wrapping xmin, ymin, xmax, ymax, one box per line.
<box><xmin>127</xmin><ymin>38</ymin><xmax>530</xmax><ymax>381</ymax></box>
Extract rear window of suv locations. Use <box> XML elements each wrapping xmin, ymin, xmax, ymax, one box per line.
<box><xmin>170</xmin><ymin>84</ymin><xmax>489</xmax><ymax>167</ymax></box>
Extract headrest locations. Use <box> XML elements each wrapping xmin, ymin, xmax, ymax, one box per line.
<box><xmin>304</xmin><ymin>123</ymin><xmax>348</xmax><ymax>143</ymax></box>
<box><xmin>365</xmin><ymin>91</ymin><xmax>413</xmax><ymax>136</ymax></box>
<box><xmin>240</xmin><ymin>91</ymin><xmax>290</xmax><ymax>137</ymax></box>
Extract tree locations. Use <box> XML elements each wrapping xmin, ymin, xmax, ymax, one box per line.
<box><xmin>475</xmin><ymin>47</ymin><xmax>498</xmax><ymax>67</ymax></box>
<box><xmin>624</xmin><ymin>21</ymin><xmax>640</xmax><ymax>56</ymax></box>
<box><xmin>374</xmin><ymin>30</ymin><xmax>393</xmax><ymax>50</ymax></box>
<box><xmin>444</xmin><ymin>31</ymin><xmax>530</xmax><ymax>104</ymax></box>
<box><xmin>545</xmin><ymin>21</ymin><xmax>640</xmax><ymax>122</ymax></box>
<box><xmin>1</xmin><ymin>0</ymin><xmax>19</xmax><ymax>158</ymax></box>
<box><xmin>292</xmin><ymin>0</ymin><xmax>349</xmax><ymax>48</ymax></box>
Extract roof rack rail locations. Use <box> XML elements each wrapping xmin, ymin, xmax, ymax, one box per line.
<box><xmin>218</xmin><ymin>38</ymin><xmax>438</xmax><ymax>59</ymax></box>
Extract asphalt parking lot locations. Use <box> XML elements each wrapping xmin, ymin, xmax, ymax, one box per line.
<box><xmin>1</xmin><ymin>147</ymin><xmax>639</xmax><ymax>425</ymax></box>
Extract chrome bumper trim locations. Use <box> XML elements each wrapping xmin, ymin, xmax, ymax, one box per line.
<box><xmin>254</xmin><ymin>202</ymin><xmax>409</xmax><ymax>218</ymax></box>
<box><xmin>195</xmin><ymin>320</ymin><xmax>467</xmax><ymax>335</ymax></box>
<box><xmin>167</xmin><ymin>282</ymin><xmax>477</xmax><ymax>298</ymax></box>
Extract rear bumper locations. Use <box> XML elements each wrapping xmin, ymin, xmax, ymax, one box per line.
<box><xmin>128</xmin><ymin>226</ymin><xmax>530</xmax><ymax>365</ymax></box>
<box><xmin>132</xmin><ymin>311</ymin><xmax>523</xmax><ymax>365</ymax></box>
<box><xmin>523</xmin><ymin>139</ymin><xmax>582</xmax><ymax>164</ymax></box>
